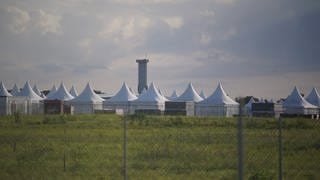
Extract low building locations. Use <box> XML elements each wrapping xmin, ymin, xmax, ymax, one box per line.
<box><xmin>165</xmin><ymin>101</ymin><xmax>194</xmax><ymax>116</ymax></box>
<box><xmin>252</xmin><ymin>102</ymin><xmax>283</xmax><ymax>118</ymax></box>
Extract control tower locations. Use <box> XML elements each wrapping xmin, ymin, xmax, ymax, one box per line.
<box><xmin>136</xmin><ymin>59</ymin><xmax>149</xmax><ymax>94</ymax></box>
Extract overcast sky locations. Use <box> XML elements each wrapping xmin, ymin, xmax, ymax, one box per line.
<box><xmin>0</xmin><ymin>0</ymin><xmax>319</xmax><ymax>99</ymax></box>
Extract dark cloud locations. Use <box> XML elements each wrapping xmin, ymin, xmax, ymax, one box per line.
<box><xmin>0</xmin><ymin>0</ymin><xmax>319</xmax><ymax>98</ymax></box>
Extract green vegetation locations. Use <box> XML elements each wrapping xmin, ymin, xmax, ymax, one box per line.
<box><xmin>0</xmin><ymin>114</ymin><xmax>319</xmax><ymax>179</ymax></box>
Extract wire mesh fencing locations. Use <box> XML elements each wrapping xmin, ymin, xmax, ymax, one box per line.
<box><xmin>0</xmin><ymin>114</ymin><xmax>319</xmax><ymax>179</ymax></box>
<box><xmin>124</xmin><ymin>115</ymin><xmax>238</xmax><ymax>179</ymax></box>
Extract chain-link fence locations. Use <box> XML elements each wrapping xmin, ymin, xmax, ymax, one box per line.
<box><xmin>0</xmin><ymin>114</ymin><xmax>319</xmax><ymax>179</ymax></box>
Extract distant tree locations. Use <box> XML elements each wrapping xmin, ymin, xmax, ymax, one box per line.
<box><xmin>42</xmin><ymin>90</ymin><xmax>50</xmax><ymax>96</ymax></box>
<box><xmin>94</xmin><ymin>90</ymin><xmax>103</xmax><ymax>94</ymax></box>
<box><xmin>236</xmin><ymin>96</ymin><xmax>259</xmax><ymax>105</ymax></box>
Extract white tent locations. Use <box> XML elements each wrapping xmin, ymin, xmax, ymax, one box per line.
<box><xmin>18</xmin><ymin>81</ymin><xmax>43</xmax><ymax>114</ymax></box>
<box><xmin>19</xmin><ymin>81</ymin><xmax>43</xmax><ymax>101</ymax></box>
<box><xmin>46</xmin><ymin>83</ymin><xmax>74</xmax><ymax>101</ymax></box>
<box><xmin>129</xmin><ymin>87</ymin><xmax>137</xmax><ymax>96</ymax></box>
<box><xmin>175</xmin><ymin>83</ymin><xmax>203</xmax><ymax>102</ymax></box>
<box><xmin>70</xmin><ymin>85</ymin><xmax>78</xmax><ymax>97</ymax></box>
<box><xmin>0</xmin><ymin>82</ymin><xmax>12</xmax><ymax>97</ymax></box>
<box><xmin>196</xmin><ymin>82</ymin><xmax>239</xmax><ymax>117</ymax></box>
<box><xmin>104</xmin><ymin>82</ymin><xmax>137</xmax><ymax>114</ymax></box>
<box><xmin>69</xmin><ymin>83</ymin><xmax>104</xmax><ymax>114</ymax></box>
<box><xmin>11</xmin><ymin>84</ymin><xmax>20</xmax><ymax>96</ymax></box>
<box><xmin>283</xmin><ymin>87</ymin><xmax>318</xmax><ymax>115</ymax></box>
<box><xmin>33</xmin><ymin>84</ymin><xmax>43</xmax><ymax>97</ymax></box>
<box><xmin>306</xmin><ymin>87</ymin><xmax>320</xmax><ymax>107</ymax></box>
<box><xmin>169</xmin><ymin>90</ymin><xmax>179</xmax><ymax>100</ymax></box>
<box><xmin>131</xmin><ymin>82</ymin><xmax>168</xmax><ymax>112</ymax></box>
<box><xmin>0</xmin><ymin>82</ymin><xmax>27</xmax><ymax>115</ymax></box>
<box><xmin>200</xmin><ymin>90</ymin><xmax>207</xmax><ymax>99</ymax></box>
<box><xmin>46</xmin><ymin>85</ymin><xmax>57</xmax><ymax>99</ymax></box>
<box><xmin>245</xmin><ymin>97</ymin><xmax>256</xmax><ymax>116</ymax></box>
<box><xmin>138</xmin><ymin>88</ymin><xmax>147</xmax><ymax>97</ymax></box>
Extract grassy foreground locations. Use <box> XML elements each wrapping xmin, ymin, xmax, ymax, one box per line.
<box><xmin>0</xmin><ymin>114</ymin><xmax>319</xmax><ymax>179</ymax></box>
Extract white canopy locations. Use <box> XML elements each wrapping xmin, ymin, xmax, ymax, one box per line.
<box><xmin>129</xmin><ymin>87</ymin><xmax>137</xmax><ymax>96</ymax></box>
<box><xmin>200</xmin><ymin>90</ymin><xmax>207</xmax><ymax>99</ymax></box>
<box><xmin>108</xmin><ymin>82</ymin><xmax>137</xmax><ymax>102</ymax></box>
<box><xmin>306</xmin><ymin>88</ymin><xmax>320</xmax><ymax>107</ymax></box>
<box><xmin>46</xmin><ymin>85</ymin><xmax>57</xmax><ymax>99</ymax></box>
<box><xmin>69</xmin><ymin>85</ymin><xmax>78</xmax><ymax>97</ymax></box>
<box><xmin>175</xmin><ymin>83</ymin><xmax>203</xmax><ymax>102</ymax></box>
<box><xmin>134</xmin><ymin>82</ymin><xmax>168</xmax><ymax>103</ymax></box>
<box><xmin>11</xmin><ymin>84</ymin><xmax>20</xmax><ymax>96</ymax></box>
<box><xmin>199</xmin><ymin>82</ymin><xmax>238</xmax><ymax>105</ymax></box>
<box><xmin>19</xmin><ymin>81</ymin><xmax>43</xmax><ymax>101</ymax></box>
<box><xmin>46</xmin><ymin>83</ymin><xmax>74</xmax><ymax>101</ymax></box>
<box><xmin>169</xmin><ymin>90</ymin><xmax>179</xmax><ymax>100</ymax></box>
<box><xmin>33</xmin><ymin>85</ymin><xmax>42</xmax><ymax>97</ymax></box>
<box><xmin>0</xmin><ymin>82</ymin><xmax>12</xmax><ymax>97</ymax></box>
<box><xmin>70</xmin><ymin>83</ymin><xmax>104</xmax><ymax>103</ymax></box>
<box><xmin>283</xmin><ymin>87</ymin><xmax>317</xmax><ymax>108</ymax></box>
<box><xmin>245</xmin><ymin>97</ymin><xmax>256</xmax><ymax>108</ymax></box>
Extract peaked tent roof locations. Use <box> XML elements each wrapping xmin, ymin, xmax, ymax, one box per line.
<box><xmin>70</xmin><ymin>83</ymin><xmax>104</xmax><ymax>102</ymax></box>
<box><xmin>108</xmin><ymin>82</ymin><xmax>137</xmax><ymax>102</ymax></box>
<box><xmin>129</xmin><ymin>87</ymin><xmax>135</xmax><ymax>95</ymax></box>
<box><xmin>33</xmin><ymin>85</ymin><xmax>42</xmax><ymax>97</ymax></box>
<box><xmin>46</xmin><ymin>85</ymin><xmax>57</xmax><ymax>99</ymax></box>
<box><xmin>134</xmin><ymin>82</ymin><xmax>168</xmax><ymax>103</ymax></box>
<box><xmin>11</xmin><ymin>84</ymin><xmax>20</xmax><ymax>96</ymax></box>
<box><xmin>175</xmin><ymin>83</ymin><xmax>203</xmax><ymax>102</ymax></box>
<box><xmin>69</xmin><ymin>86</ymin><xmax>78</xmax><ymax>97</ymax></box>
<box><xmin>283</xmin><ymin>86</ymin><xmax>317</xmax><ymax>108</ymax></box>
<box><xmin>139</xmin><ymin>88</ymin><xmax>147</xmax><ymax>96</ymax></box>
<box><xmin>245</xmin><ymin>97</ymin><xmax>256</xmax><ymax>108</ymax></box>
<box><xmin>19</xmin><ymin>81</ymin><xmax>43</xmax><ymax>100</ymax></box>
<box><xmin>158</xmin><ymin>88</ymin><xmax>164</xmax><ymax>96</ymax></box>
<box><xmin>306</xmin><ymin>87</ymin><xmax>320</xmax><ymax>107</ymax></box>
<box><xmin>200</xmin><ymin>90</ymin><xmax>206</xmax><ymax>99</ymax></box>
<box><xmin>199</xmin><ymin>82</ymin><xmax>238</xmax><ymax>105</ymax></box>
<box><xmin>0</xmin><ymin>82</ymin><xmax>12</xmax><ymax>97</ymax></box>
<box><xmin>170</xmin><ymin>90</ymin><xmax>179</xmax><ymax>99</ymax></box>
<box><xmin>46</xmin><ymin>83</ymin><xmax>74</xmax><ymax>101</ymax></box>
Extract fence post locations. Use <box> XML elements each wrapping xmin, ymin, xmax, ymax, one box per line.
<box><xmin>237</xmin><ymin>105</ymin><xmax>244</xmax><ymax>180</ymax></box>
<box><xmin>123</xmin><ymin>116</ymin><xmax>128</xmax><ymax>180</ymax></box>
<box><xmin>63</xmin><ymin>124</ymin><xmax>66</xmax><ymax>172</ymax></box>
<box><xmin>278</xmin><ymin>117</ymin><xmax>283</xmax><ymax>180</ymax></box>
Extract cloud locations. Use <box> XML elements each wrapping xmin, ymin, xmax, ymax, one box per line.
<box><xmin>78</xmin><ymin>38</ymin><xmax>93</xmax><ymax>55</ymax></box>
<box><xmin>214</xmin><ymin>0</ymin><xmax>235</xmax><ymax>5</ymax></box>
<box><xmin>0</xmin><ymin>0</ymin><xmax>319</xmax><ymax>98</ymax></box>
<box><xmin>37</xmin><ymin>10</ymin><xmax>62</xmax><ymax>35</ymax></box>
<box><xmin>200</xmin><ymin>9</ymin><xmax>215</xmax><ymax>17</ymax></box>
<box><xmin>6</xmin><ymin>6</ymin><xmax>31</xmax><ymax>33</ymax></box>
<box><xmin>98</xmin><ymin>15</ymin><xmax>152</xmax><ymax>48</ymax></box>
<box><xmin>112</xmin><ymin>0</ymin><xmax>186</xmax><ymax>5</ymax></box>
<box><xmin>162</xmin><ymin>16</ymin><xmax>184</xmax><ymax>29</ymax></box>
<box><xmin>37</xmin><ymin>63</ymin><xmax>66</xmax><ymax>73</ymax></box>
<box><xmin>200</xmin><ymin>33</ymin><xmax>211</xmax><ymax>45</ymax></box>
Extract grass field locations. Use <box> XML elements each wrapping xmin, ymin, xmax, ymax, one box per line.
<box><xmin>0</xmin><ymin>114</ymin><xmax>319</xmax><ymax>179</ymax></box>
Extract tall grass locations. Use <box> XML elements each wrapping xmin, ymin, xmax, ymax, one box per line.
<box><xmin>0</xmin><ymin>114</ymin><xmax>319</xmax><ymax>179</ymax></box>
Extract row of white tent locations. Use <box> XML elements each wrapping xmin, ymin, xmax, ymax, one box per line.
<box><xmin>1</xmin><ymin>81</ymin><xmax>320</xmax><ymax>116</ymax></box>
<box><xmin>105</xmin><ymin>81</ymin><xmax>240</xmax><ymax>116</ymax></box>
<box><xmin>0</xmin><ymin>81</ymin><xmax>239</xmax><ymax>116</ymax></box>
<box><xmin>244</xmin><ymin>86</ymin><xmax>320</xmax><ymax>115</ymax></box>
